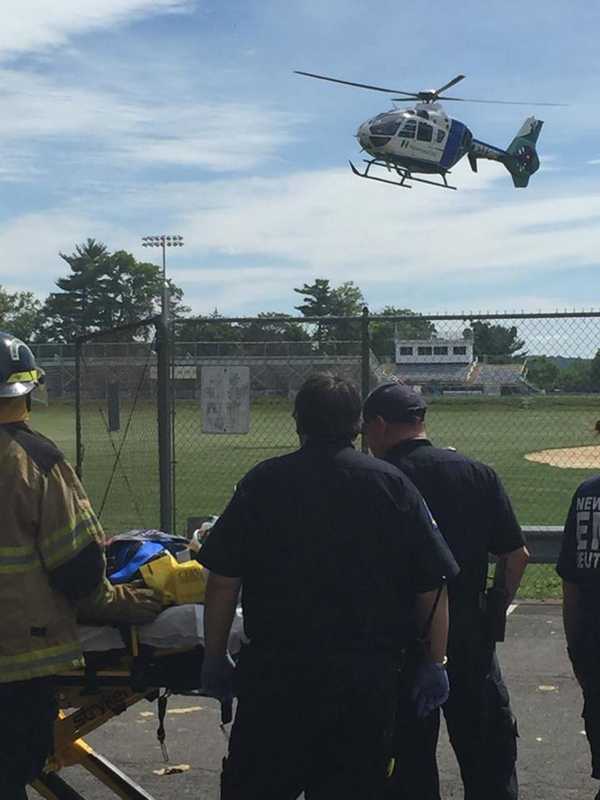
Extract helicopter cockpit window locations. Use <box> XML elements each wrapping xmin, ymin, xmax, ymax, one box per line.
<box><xmin>397</xmin><ymin>119</ymin><xmax>416</xmax><ymax>139</ymax></box>
<box><xmin>416</xmin><ymin>122</ymin><xmax>433</xmax><ymax>143</ymax></box>
<box><xmin>436</xmin><ymin>129</ymin><xmax>446</xmax><ymax>144</ymax></box>
<box><xmin>416</xmin><ymin>109</ymin><xmax>429</xmax><ymax>120</ymax></box>
<box><xmin>370</xmin><ymin>114</ymin><xmax>400</xmax><ymax>136</ymax></box>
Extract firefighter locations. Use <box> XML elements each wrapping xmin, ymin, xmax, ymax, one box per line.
<box><xmin>0</xmin><ymin>331</ymin><xmax>161</xmax><ymax>799</ymax></box>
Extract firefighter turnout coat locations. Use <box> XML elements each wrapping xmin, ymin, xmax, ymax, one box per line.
<box><xmin>0</xmin><ymin>422</ymin><xmax>106</xmax><ymax>683</ymax></box>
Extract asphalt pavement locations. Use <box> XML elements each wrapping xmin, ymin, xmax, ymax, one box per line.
<box><xmin>28</xmin><ymin>602</ymin><xmax>598</xmax><ymax>799</ymax></box>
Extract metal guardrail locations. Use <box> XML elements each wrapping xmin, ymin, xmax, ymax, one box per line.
<box><xmin>187</xmin><ymin>517</ymin><xmax>563</xmax><ymax>564</ymax></box>
<box><xmin>521</xmin><ymin>526</ymin><xmax>563</xmax><ymax>565</ymax></box>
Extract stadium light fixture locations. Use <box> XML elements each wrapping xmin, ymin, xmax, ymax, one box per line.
<box><xmin>141</xmin><ymin>234</ymin><xmax>185</xmax><ymax>325</ymax></box>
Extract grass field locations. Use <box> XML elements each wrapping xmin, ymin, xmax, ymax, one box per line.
<box><xmin>32</xmin><ymin>394</ymin><xmax>600</xmax><ymax>599</ymax></box>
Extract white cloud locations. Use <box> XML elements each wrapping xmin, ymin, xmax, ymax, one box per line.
<box><xmin>133</xmin><ymin>159</ymin><xmax>600</xmax><ymax>313</ymax></box>
<box><xmin>0</xmin><ymin>68</ymin><xmax>144</xmax><ymax>139</ymax></box>
<box><xmin>0</xmin><ymin>67</ymin><xmax>304</xmax><ymax>173</ymax></box>
<box><xmin>173</xmin><ymin>160</ymin><xmax>600</xmax><ymax>282</ymax></box>
<box><xmin>1</xmin><ymin>3</ymin><xmax>303</xmax><ymax>178</ymax></box>
<box><xmin>3</xmin><ymin>148</ymin><xmax>600</xmax><ymax>317</ymax></box>
<box><xmin>0</xmin><ymin>211</ymin><xmax>129</xmax><ymax>293</ymax></box>
<box><xmin>119</xmin><ymin>103</ymin><xmax>304</xmax><ymax>171</ymax></box>
<box><xmin>588</xmin><ymin>159</ymin><xmax>600</xmax><ymax>165</ymax></box>
<box><xmin>0</xmin><ymin>1</ymin><xmax>192</xmax><ymax>60</ymax></box>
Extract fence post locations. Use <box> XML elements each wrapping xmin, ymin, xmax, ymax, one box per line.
<box><xmin>157</xmin><ymin>319</ymin><xmax>173</xmax><ymax>533</ymax></box>
<box><xmin>75</xmin><ymin>340</ymin><xmax>83</xmax><ymax>479</ymax></box>
<box><xmin>360</xmin><ymin>305</ymin><xmax>370</xmax><ymax>453</ymax></box>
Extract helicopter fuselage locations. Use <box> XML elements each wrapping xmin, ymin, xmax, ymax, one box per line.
<box><xmin>356</xmin><ymin>103</ymin><xmax>474</xmax><ymax>175</ymax></box>
<box><xmin>296</xmin><ymin>69</ymin><xmax>547</xmax><ymax>189</ymax></box>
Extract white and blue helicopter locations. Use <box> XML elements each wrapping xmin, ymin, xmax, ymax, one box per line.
<box><xmin>295</xmin><ymin>72</ymin><xmax>559</xmax><ymax>190</ymax></box>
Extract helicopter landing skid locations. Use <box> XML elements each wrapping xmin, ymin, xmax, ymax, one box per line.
<box><xmin>349</xmin><ymin>160</ymin><xmax>457</xmax><ymax>190</ymax></box>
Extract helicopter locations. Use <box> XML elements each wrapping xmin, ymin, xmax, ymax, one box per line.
<box><xmin>295</xmin><ymin>72</ymin><xmax>559</xmax><ymax>191</ymax></box>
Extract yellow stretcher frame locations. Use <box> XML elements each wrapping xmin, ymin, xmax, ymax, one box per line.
<box><xmin>29</xmin><ymin>637</ymin><xmax>205</xmax><ymax>800</ymax></box>
<box><xmin>30</xmin><ymin>672</ymin><xmax>161</xmax><ymax>800</ymax></box>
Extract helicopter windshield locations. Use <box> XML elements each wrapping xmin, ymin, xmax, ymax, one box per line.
<box><xmin>417</xmin><ymin>122</ymin><xmax>433</xmax><ymax>142</ymax></box>
<box><xmin>369</xmin><ymin>113</ymin><xmax>400</xmax><ymax>136</ymax></box>
<box><xmin>397</xmin><ymin>119</ymin><xmax>416</xmax><ymax>139</ymax></box>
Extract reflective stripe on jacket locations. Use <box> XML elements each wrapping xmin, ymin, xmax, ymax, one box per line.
<box><xmin>0</xmin><ymin>423</ymin><xmax>105</xmax><ymax>682</ymax></box>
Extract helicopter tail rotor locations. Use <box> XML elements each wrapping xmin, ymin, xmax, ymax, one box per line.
<box><xmin>503</xmin><ymin>117</ymin><xmax>544</xmax><ymax>188</ymax></box>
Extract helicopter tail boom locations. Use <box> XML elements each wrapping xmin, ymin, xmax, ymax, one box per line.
<box><xmin>469</xmin><ymin>117</ymin><xmax>543</xmax><ymax>188</ymax></box>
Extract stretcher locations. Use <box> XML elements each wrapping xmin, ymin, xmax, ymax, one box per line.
<box><xmin>29</xmin><ymin>605</ymin><xmax>244</xmax><ymax>800</ymax></box>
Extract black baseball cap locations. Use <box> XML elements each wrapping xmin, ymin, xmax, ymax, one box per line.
<box><xmin>363</xmin><ymin>382</ymin><xmax>427</xmax><ymax>423</ymax></box>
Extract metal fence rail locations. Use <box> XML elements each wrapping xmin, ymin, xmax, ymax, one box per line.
<box><xmin>521</xmin><ymin>527</ymin><xmax>564</xmax><ymax>564</ymax></box>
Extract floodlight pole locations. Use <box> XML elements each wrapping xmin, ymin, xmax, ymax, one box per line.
<box><xmin>161</xmin><ymin>243</ymin><xmax>168</xmax><ymax>329</ymax></box>
<box><xmin>141</xmin><ymin>234</ymin><xmax>185</xmax><ymax>533</ymax></box>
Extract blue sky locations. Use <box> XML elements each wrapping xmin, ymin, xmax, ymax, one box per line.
<box><xmin>1</xmin><ymin>0</ymin><xmax>600</xmax><ymax>318</ymax></box>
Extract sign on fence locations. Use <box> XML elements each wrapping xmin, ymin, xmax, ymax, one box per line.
<box><xmin>201</xmin><ymin>366</ymin><xmax>250</xmax><ymax>434</ymax></box>
<box><xmin>150</xmin><ymin>365</ymin><xmax>197</xmax><ymax>380</ymax></box>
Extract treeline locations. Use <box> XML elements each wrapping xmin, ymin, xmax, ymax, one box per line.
<box><xmin>526</xmin><ymin>355</ymin><xmax>600</xmax><ymax>393</ymax></box>
<box><xmin>2</xmin><ymin>238</ymin><xmax>529</xmax><ymax>363</ymax></box>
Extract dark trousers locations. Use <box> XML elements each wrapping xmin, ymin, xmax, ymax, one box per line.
<box><xmin>574</xmin><ymin>643</ymin><xmax>600</xmax><ymax>779</ymax></box>
<box><xmin>221</xmin><ymin>647</ymin><xmax>398</xmax><ymax>800</ymax></box>
<box><xmin>582</xmin><ymin>679</ymin><xmax>600</xmax><ymax>779</ymax></box>
<box><xmin>387</xmin><ymin>638</ymin><xmax>518</xmax><ymax>800</ymax></box>
<box><xmin>0</xmin><ymin>678</ymin><xmax>58</xmax><ymax>799</ymax></box>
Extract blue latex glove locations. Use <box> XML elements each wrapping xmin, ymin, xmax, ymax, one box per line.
<box><xmin>411</xmin><ymin>660</ymin><xmax>449</xmax><ymax>718</ymax></box>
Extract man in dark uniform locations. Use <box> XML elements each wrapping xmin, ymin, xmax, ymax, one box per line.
<box><xmin>362</xmin><ymin>382</ymin><xmax>529</xmax><ymax>800</ymax></box>
<box><xmin>557</xmin><ymin>476</ymin><xmax>600</xmax><ymax>800</ymax></box>
<box><xmin>198</xmin><ymin>373</ymin><xmax>459</xmax><ymax>800</ymax></box>
<box><xmin>0</xmin><ymin>331</ymin><xmax>161</xmax><ymax>798</ymax></box>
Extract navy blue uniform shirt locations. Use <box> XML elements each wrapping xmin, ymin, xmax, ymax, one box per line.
<box><xmin>557</xmin><ymin>476</ymin><xmax>600</xmax><ymax>631</ymax></box>
<box><xmin>199</xmin><ymin>438</ymin><xmax>458</xmax><ymax>655</ymax></box>
<box><xmin>382</xmin><ymin>439</ymin><xmax>525</xmax><ymax>608</ymax></box>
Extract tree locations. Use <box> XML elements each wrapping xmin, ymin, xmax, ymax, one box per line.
<box><xmin>294</xmin><ymin>279</ymin><xmax>364</xmax><ymax>347</ymax></box>
<box><xmin>294</xmin><ymin>279</ymin><xmax>336</xmax><ymax>318</ymax></box>
<box><xmin>176</xmin><ymin>309</ymin><xmax>237</xmax><ymax>344</ymax></box>
<box><xmin>0</xmin><ymin>287</ymin><xmax>42</xmax><ymax>342</ymax></box>
<box><xmin>525</xmin><ymin>356</ymin><xmax>560</xmax><ymax>391</ymax></box>
<box><xmin>39</xmin><ymin>239</ymin><xmax>188</xmax><ymax>342</ymax></box>
<box><xmin>370</xmin><ymin>306</ymin><xmax>437</xmax><ymax>361</ymax></box>
<box><xmin>238</xmin><ymin>312</ymin><xmax>310</xmax><ymax>342</ymax></box>
<box><xmin>470</xmin><ymin>321</ymin><xmax>526</xmax><ymax>362</ymax></box>
<box><xmin>557</xmin><ymin>360</ymin><xmax>591</xmax><ymax>393</ymax></box>
<box><xmin>175</xmin><ymin>310</ymin><xmax>311</xmax><ymax>357</ymax></box>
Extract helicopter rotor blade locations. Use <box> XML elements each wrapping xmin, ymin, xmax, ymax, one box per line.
<box><xmin>435</xmin><ymin>94</ymin><xmax>567</xmax><ymax>107</ymax></box>
<box><xmin>294</xmin><ymin>71</ymin><xmax>418</xmax><ymax>97</ymax></box>
<box><xmin>434</xmin><ymin>74</ymin><xmax>466</xmax><ymax>95</ymax></box>
<box><xmin>296</xmin><ymin>71</ymin><xmax>567</xmax><ymax>107</ymax></box>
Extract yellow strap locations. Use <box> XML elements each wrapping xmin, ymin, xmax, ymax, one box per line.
<box><xmin>6</xmin><ymin>370</ymin><xmax>40</xmax><ymax>384</ymax></box>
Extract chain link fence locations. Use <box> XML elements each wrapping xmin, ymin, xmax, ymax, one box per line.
<box><xmin>171</xmin><ymin>317</ymin><xmax>365</xmax><ymax>533</ymax></box>
<box><xmin>73</xmin><ymin>321</ymin><xmax>162</xmax><ymax>535</ymax></box>
<box><xmin>62</xmin><ymin>310</ymin><xmax>600</xmax><ymax>537</ymax></box>
<box><xmin>171</xmin><ymin>311</ymin><xmax>600</xmax><ymax>533</ymax></box>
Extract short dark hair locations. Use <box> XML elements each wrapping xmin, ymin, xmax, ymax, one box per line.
<box><xmin>294</xmin><ymin>373</ymin><xmax>362</xmax><ymax>440</ymax></box>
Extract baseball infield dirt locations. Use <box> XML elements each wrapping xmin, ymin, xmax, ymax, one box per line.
<box><xmin>525</xmin><ymin>445</ymin><xmax>600</xmax><ymax>469</ymax></box>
